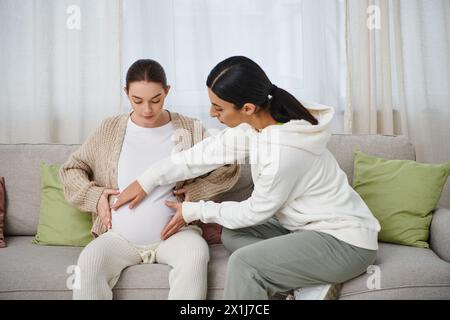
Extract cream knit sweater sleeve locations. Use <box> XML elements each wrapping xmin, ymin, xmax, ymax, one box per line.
<box><xmin>59</xmin><ymin>120</ymin><xmax>108</xmax><ymax>213</ymax></box>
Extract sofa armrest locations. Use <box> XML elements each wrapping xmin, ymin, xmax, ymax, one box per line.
<box><xmin>430</xmin><ymin>207</ymin><xmax>450</xmax><ymax>263</ymax></box>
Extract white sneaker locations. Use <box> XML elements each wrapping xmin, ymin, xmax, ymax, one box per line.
<box><xmin>293</xmin><ymin>283</ymin><xmax>342</xmax><ymax>300</ymax></box>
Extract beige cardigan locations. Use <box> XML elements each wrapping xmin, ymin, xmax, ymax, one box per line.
<box><xmin>60</xmin><ymin>111</ymin><xmax>240</xmax><ymax>237</ymax></box>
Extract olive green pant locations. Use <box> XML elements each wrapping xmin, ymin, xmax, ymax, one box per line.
<box><xmin>221</xmin><ymin>219</ymin><xmax>377</xmax><ymax>300</ymax></box>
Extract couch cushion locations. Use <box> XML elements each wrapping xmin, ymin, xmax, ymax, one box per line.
<box><xmin>353</xmin><ymin>151</ymin><xmax>450</xmax><ymax>248</ymax></box>
<box><xmin>340</xmin><ymin>242</ymin><xmax>450</xmax><ymax>299</ymax></box>
<box><xmin>0</xmin><ymin>144</ymin><xmax>80</xmax><ymax>236</ymax></box>
<box><xmin>0</xmin><ymin>236</ymin><xmax>230</xmax><ymax>300</ymax></box>
<box><xmin>327</xmin><ymin>134</ymin><xmax>450</xmax><ymax>209</ymax></box>
<box><xmin>33</xmin><ymin>163</ymin><xmax>94</xmax><ymax>247</ymax></box>
<box><xmin>327</xmin><ymin>134</ymin><xmax>415</xmax><ymax>183</ymax></box>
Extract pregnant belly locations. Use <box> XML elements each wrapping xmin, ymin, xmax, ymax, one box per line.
<box><xmin>111</xmin><ymin>201</ymin><xmax>175</xmax><ymax>245</ymax></box>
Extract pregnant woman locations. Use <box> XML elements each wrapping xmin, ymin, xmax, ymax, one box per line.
<box><xmin>113</xmin><ymin>56</ymin><xmax>381</xmax><ymax>300</ymax></box>
<box><xmin>60</xmin><ymin>59</ymin><xmax>240</xmax><ymax>299</ymax></box>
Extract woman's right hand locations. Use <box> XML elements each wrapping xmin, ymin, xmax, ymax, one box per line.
<box><xmin>97</xmin><ymin>188</ymin><xmax>120</xmax><ymax>229</ymax></box>
<box><xmin>111</xmin><ymin>180</ymin><xmax>147</xmax><ymax>211</ymax></box>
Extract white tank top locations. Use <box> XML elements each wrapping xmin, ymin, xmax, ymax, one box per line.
<box><xmin>111</xmin><ymin>117</ymin><xmax>177</xmax><ymax>245</ymax></box>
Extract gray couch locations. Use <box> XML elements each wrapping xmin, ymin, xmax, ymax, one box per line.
<box><xmin>1</xmin><ymin>135</ymin><xmax>449</xmax><ymax>299</ymax></box>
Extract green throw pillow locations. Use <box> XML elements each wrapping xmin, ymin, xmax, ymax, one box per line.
<box><xmin>33</xmin><ymin>163</ymin><xmax>94</xmax><ymax>246</ymax></box>
<box><xmin>353</xmin><ymin>151</ymin><xmax>450</xmax><ymax>248</ymax></box>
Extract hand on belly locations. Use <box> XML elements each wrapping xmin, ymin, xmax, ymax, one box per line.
<box><xmin>111</xmin><ymin>201</ymin><xmax>175</xmax><ymax>245</ymax></box>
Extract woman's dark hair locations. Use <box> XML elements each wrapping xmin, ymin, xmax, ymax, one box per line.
<box><xmin>206</xmin><ymin>56</ymin><xmax>318</xmax><ymax>125</ymax></box>
<box><xmin>125</xmin><ymin>59</ymin><xmax>167</xmax><ymax>92</ymax></box>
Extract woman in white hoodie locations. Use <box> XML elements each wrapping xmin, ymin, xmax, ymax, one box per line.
<box><xmin>112</xmin><ymin>56</ymin><xmax>381</xmax><ymax>300</ymax></box>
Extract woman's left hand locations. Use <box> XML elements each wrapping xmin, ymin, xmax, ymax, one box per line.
<box><xmin>161</xmin><ymin>200</ymin><xmax>187</xmax><ymax>240</ymax></box>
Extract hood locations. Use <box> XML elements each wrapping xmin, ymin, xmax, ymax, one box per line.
<box><xmin>261</xmin><ymin>100</ymin><xmax>335</xmax><ymax>156</ymax></box>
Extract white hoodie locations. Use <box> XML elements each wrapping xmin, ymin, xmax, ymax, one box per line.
<box><xmin>137</xmin><ymin>101</ymin><xmax>381</xmax><ymax>250</ymax></box>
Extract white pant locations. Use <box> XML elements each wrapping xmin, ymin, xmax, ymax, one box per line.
<box><xmin>73</xmin><ymin>226</ymin><xmax>209</xmax><ymax>300</ymax></box>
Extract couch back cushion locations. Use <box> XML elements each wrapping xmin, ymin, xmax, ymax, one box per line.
<box><xmin>327</xmin><ymin>135</ymin><xmax>415</xmax><ymax>182</ymax></box>
<box><xmin>0</xmin><ymin>144</ymin><xmax>79</xmax><ymax>236</ymax></box>
<box><xmin>327</xmin><ymin>135</ymin><xmax>449</xmax><ymax>209</ymax></box>
<box><xmin>1</xmin><ymin>135</ymin><xmax>447</xmax><ymax>236</ymax></box>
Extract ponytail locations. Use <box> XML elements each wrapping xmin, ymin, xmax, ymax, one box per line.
<box><xmin>269</xmin><ymin>84</ymin><xmax>318</xmax><ymax>125</ymax></box>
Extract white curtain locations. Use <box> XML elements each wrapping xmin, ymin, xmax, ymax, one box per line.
<box><xmin>345</xmin><ymin>0</ymin><xmax>450</xmax><ymax>208</ymax></box>
<box><xmin>397</xmin><ymin>0</ymin><xmax>450</xmax><ymax>164</ymax></box>
<box><xmin>0</xmin><ymin>0</ymin><xmax>122</xmax><ymax>144</ymax></box>
<box><xmin>0</xmin><ymin>0</ymin><xmax>344</xmax><ymax>141</ymax></box>
<box><xmin>345</xmin><ymin>0</ymin><xmax>397</xmax><ymax>135</ymax></box>
<box><xmin>345</xmin><ymin>0</ymin><xmax>450</xmax><ymax>163</ymax></box>
<box><xmin>122</xmin><ymin>0</ymin><xmax>346</xmax><ymax>132</ymax></box>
